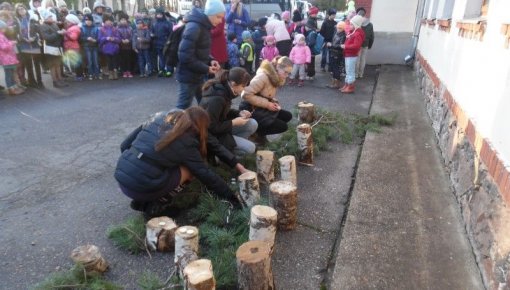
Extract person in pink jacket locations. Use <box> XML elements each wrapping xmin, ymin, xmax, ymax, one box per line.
<box><xmin>0</xmin><ymin>20</ymin><xmax>24</xmax><ymax>95</ymax></box>
<box><xmin>288</xmin><ymin>33</ymin><xmax>310</xmax><ymax>87</ymax></box>
<box><xmin>64</xmin><ymin>14</ymin><xmax>83</xmax><ymax>80</ymax></box>
<box><xmin>340</xmin><ymin>15</ymin><xmax>365</xmax><ymax>94</ymax></box>
<box><xmin>260</xmin><ymin>35</ymin><xmax>279</xmax><ymax>62</ymax></box>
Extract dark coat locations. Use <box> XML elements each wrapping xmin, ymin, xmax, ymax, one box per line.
<box><xmin>151</xmin><ymin>17</ymin><xmax>172</xmax><ymax>49</ymax></box>
<box><xmin>200</xmin><ymin>83</ymin><xmax>240</xmax><ymax>152</ymax></box>
<box><xmin>80</xmin><ymin>24</ymin><xmax>99</xmax><ymax>47</ymax></box>
<box><xmin>330</xmin><ymin>30</ymin><xmax>346</xmax><ymax>56</ymax></box>
<box><xmin>361</xmin><ymin>22</ymin><xmax>374</xmax><ymax>49</ymax></box>
<box><xmin>114</xmin><ymin>111</ymin><xmax>236</xmax><ymax>197</ymax></box>
<box><xmin>39</xmin><ymin>22</ymin><xmax>62</xmax><ymax>47</ymax></box>
<box><xmin>319</xmin><ymin>18</ymin><xmax>337</xmax><ymax>42</ymax></box>
<box><xmin>176</xmin><ymin>7</ymin><xmax>213</xmax><ymax>84</ymax></box>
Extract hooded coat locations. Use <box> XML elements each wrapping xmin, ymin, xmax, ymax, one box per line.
<box><xmin>241</xmin><ymin>60</ymin><xmax>283</xmax><ymax>109</ymax></box>
<box><xmin>343</xmin><ymin>27</ymin><xmax>365</xmax><ymax>57</ymax></box>
<box><xmin>64</xmin><ymin>23</ymin><xmax>80</xmax><ymax>50</ymax></box>
<box><xmin>98</xmin><ymin>24</ymin><xmax>121</xmax><ymax>55</ymax></box>
<box><xmin>0</xmin><ymin>31</ymin><xmax>19</xmax><ymax>66</ymax></box>
<box><xmin>151</xmin><ymin>16</ymin><xmax>172</xmax><ymax>49</ymax></box>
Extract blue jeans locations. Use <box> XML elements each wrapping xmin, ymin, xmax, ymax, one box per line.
<box><xmin>321</xmin><ymin>46</ymin><xmax>329</xmax><ymax>69</ymax></box>
<box><xmin>156</xmin><ymin>47</ymin><xmax>174</xmax><ymax>73</ymax></box>
<box><xmin>176</xmin><ymin>81</ymin><xmax>203</xmax><ymax>109</ymax></box>
<box><xmin>232</xmin><ymin>118</ymin><xmax>258</xmax><ymax>155</ymax></box>
<box><xmin>137</xmin><ymin>49</ymin><xmax>151</xmax><ymax>75</ymax></box>
<box><xmin>345</xmin><ymin>56</ymin><xmax>357</xmax><ymax>84</ymax></box>
<box><xmin>84</xmin><ymin>47</ymin><xmax>99</xmax><ymax>77</ymax></box>
<box><xmin>3</xmin><ymin>66</ymin><xmax>16</xmax><ymax>88</ymax></box>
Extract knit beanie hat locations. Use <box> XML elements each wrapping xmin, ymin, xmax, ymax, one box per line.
<box><xmin>65</xmin><ymin>13</ymin><xmax>80</xmax><ymax>24</ymax></box>
<box><xmin>83</xmin><ymin>7</ymin><xmax>91</xmax><ymax>14</ymax></box>
<box><xmin>204</xmin><ymin>0</ymin><xmax>225</xmax><ymax>16</ymax></box>
<box><xmin>308</xmin><ymin>6</ymin><xmax>319</xmax><ymax>16</ymax></box>
<box><xmin>242</xmin><ymin>30</ymin><xmax>251</xmax><ymax>40</ymax></box>
<box><xmin>0</xmin><ymin>19</ymin><xmax>6</xmax><ymax>29</ymax></box>
<box><xmin>93</xmin><ymin>1</ymin><xmax>104</xmax><ymax>10</ymax></box>
<box><xmin>350</xmin><ymin>15</ymin><xmax>363</xmax><ymax>29</ymax></box>
<box><xmin>292</xmin><ymin>10</ymin><xmax>302</xmax><ymax>22</ymax></box>
<box><xmin>336</xmin><ymin>21</ymin><xmax>345</xmax><ymax>30</ymax></box>
<box><xmin>281</xmin><ymin>11</ymin><xmax>290</xmax><ymax>21</ymax></box>
<box><xmin>265</xmin><ymin>35</ymin><xmax>276</xmax><ymax>45</ymax></box>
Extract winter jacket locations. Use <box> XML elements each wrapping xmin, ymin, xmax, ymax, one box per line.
<box><xmin>151</xmin><ymin>17</ymin><xmax>172</xmax><ymax>49</ymax></box>
<box><xmin>305</xmin><ymin>29</ymin><xmax>318</xmax><ymax>55</ymax></box>
<box><xmin>210</xmin><ymin>17</ymin><xmax>227</xmax><ymax>63</ymax></box>
<box><xmin>132</xmin><ymin>28</ymin><xmax>151</xmax><ymax>50</ymax></box>
<box><xmin>98</xmin><ymin>25</ymin><xmax>121</xmax><ymax>55</ymax></box>
<box><xmin>92</xmin><ymin>13</ymin><xmax>102</xmax><ymax>27</ymax></box>
<box><xmin>343</xmin><ymin>28</ymin><xmax>365</xmax><ymax>57</ymax></box>
<box><xmin>39</xmin><ymin>22</ymin><xmax>62</xmax><ymax>47</ymax></box>
<box><xmin>289</xmin><ymin>44</ymin><xmax>311</xmax><ymax>65</ymax></box>
<box><xmin>177</xmin><ymin>7</ymin><xmax>213</xmax><ymax>84</ymax></box>
<box><xmin>16</xmin><ymin>15</ymin><xmax>41</xmax><ymax>54</ymax></box>
<box><xmin>329</xmin><ymin>31</ymin><xmax>346</xmax><ymax>56</ymax></box>
<box><xmin>252</xmin><ymin>28</ymin><xmax>266</xmax><ymax>56</ymax></box>
<box><xmin>227</xmin><ymin>41</ymin><xmax>240</xmax><ymax>68</ymax></box>
<box><xmin>260</xmin><ymin>45</ymin><xmax>279</xmax><ymax>61</ymax></box>
<box><xmin>361</xmin><ymin>21</ymin><xmax>374</xmax><ymax>49</ymax></box>
<box><xmin>0</xmin><ymin>31</ymin><xmax>19</xmax><ymax>66</ymax></box>
<box><xmin>80</xmin><ymin>24</ymin><xmax>99</xmax><ymax>48</ymax></box>
<box><xmin>241</xmin><ymin>60</ymin><xmax>284</xmax><ymax>109</ymax></box>
<box><xmin>265</xmin><ymin>19</ymin><xmax>291</xmax><ymax>42</ymax></box>
<box><xmin>114</xmin><ymin>111</ymin><xmax>236</xmax><ymax>197</ymax></box>
<box><xmin>226</xmin><ymin>4</ymin><xmax>250</xmax><ymax>41</ymax></box>
<box><xmin>240</xmin><ymin>41</ymin><xmax>254</xmax><ymax>63</ymax></box>
<box><xmin>319</xmin><ymin>18</ymin><xmax>337</xmax><ymax>42</ymax></box>
<box><xmin>64</xmin><ymin>24</ymin><xmax>80</xmax><ymax>50</ymax></box>
<box><xmin>117</xmin><ymin>23</ymin><xmax>132</xmax><ymax>50</ymax></box>
<box><xmin>200</xmin><ymin>82</ymin><xmax>240</xmax><ymax>152</ymax></box>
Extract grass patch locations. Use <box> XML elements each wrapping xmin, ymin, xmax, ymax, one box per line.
<box><xmin>107</xmin><ymin>215</ymin><xmax>146</xmax><ymax>254</ymax></box>
<box><xmin>32</xmin><ymin>264</ymin><xmax>122</xmax><ymax>290</ymax></box>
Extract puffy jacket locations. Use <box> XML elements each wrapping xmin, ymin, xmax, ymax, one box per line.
<box><xmin>80</xmin><ymin>24</ymin><xmax>99</xmax><ymax>47</ymax></box>
<box><xmin>177</xmin><ymin>8</ymin><xmax>213</xmax><ymax>84</ymax></box>
<box><xmin>64</xmin><ymin>24</ymin><xmax>80</xmax><ymax>50</ymax></box>
<box><xmin>319</xmin><ymin>18</ymin><xmax>337</xmax><ymax>42</ymax></box>
<box><xmin>343</xmin><ymin>28</ymin><xmax>365</xmax><ymax>57</ymax></box>
<box><xmin>260</xmin><ymin>45</ymin><xmax>279</xmax><ymax>61</ymax></box>
<box><xmin>132</xmin><ymin>28</ymin><xmax>151</xmax><ymax>50</ymax></box>
<box><xmin>226</xmin><ymin>4</ymin><xmax>250</xmax><ymax>41</ymax></box>
<box><xmin>0</xmin><ymin>31</ymin><xmax>18</xmax><ymax>66</ymax></box>
<box><xmin>151</xmin><ymin>17</ymin><xmax>172</xmax><ymax>49</ymax></box>
<box><xmin>117</xmin><ymin>23</ymin><xmax>132</xmax><ymax>50</ymax></box>
<box><xmin>329</xmin><ymin>30</ymin><xmax>346</xmax><ymax>56</ymax></box>
<box><xmin>114</xmin><ymin>111</ymin><xmax>236</xmax><ymax>197</ymax></box>
<box><xmin>252</xmin><ymin>28</ymin><xmax>266</xmax><ymax>55</ymax></box>
<box><xmin>98</xmin><ymin>25</ymin><xmax>121</xmax><ymax>55</ymax></box>
<box><xmin>227</xmin><ymin>41</ymin><xmax>240</xmax><ymax>68</ymax></box>
<box><xmin>40</xmin><ymin>22</ymin><xmax>62</xmax><ymax>47</ymax></box>
<box><xmin>265</xmin><ymin>19</ymin><xmax>291</xmax><ymax>42</ymax></box>
<box><xmin>289</xmin><ymin>44</ymin><xmax>310</xmax><ymax>65</ymax></box>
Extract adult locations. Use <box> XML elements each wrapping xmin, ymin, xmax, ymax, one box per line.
<box><xmin>114</xmin><ymin>107</ymin><xmax>248</xmax><ymax>217</ymax></box>
<box><xmin>252</xmin><ymin>17</ymin><xmax>267</xmax><ymax>69</ymax></box>
<box><xmin>39</xmin><ymin>10</ymin><xmax>67</xmax><ymax>87</ymax></box>
<box><xmin>340</xmin><ymin>15</ymin><xmax>364</xmax><ymax>94</ymax></box>
<box><xmin>239</xmin><ymin>56</ymin><xmax>293</xmax><ymax>141</ymax></box>
<box><xmin>288</xmin><ymin>9</ymin><xmax>304</xmax><ymax>37</ymax></box>
<box><xmin>15</xmin><ymin>3</ymin><xmax>43</xmax><ymax>88</ymax></box>
<box><xmin>319</xmin><ymin>8</ymin><xmax>337</xmax><ymax>72</ymax></box>
<box><xmin>265</xmin><ymin>17</ymin><xmax>291</xmax><ymax>56</ymax></box>
<box><xmin>210</xmin><ymin>15</ymin><xmax>227</xmax><ymax>67</ymax></box>
<box><xmin>281</xmin><ymin>10</ymin><xmax>291</xmax><ymax>30</ymax></box>
<box><xmin>200</xmin><ymin>68</ymin><xmax>257</xmax><ymax>156</ymax></box>
<box><xmin>307</xmin><ymin>6</ymin><xmax>319</xmax><ymax>30</ymax></box>
<box><xmin>355</xmin><ymin>7</ymin><xmax>374</xmax><ymax>79</ymax></box>
<box><xmin>225</xmin><ymin>0</ymin><xmax>250</xmax><ymax>44</ymax></box>
<box><xmin>176</xmin><ymin>0</ymin><xmax>224</xmax><ymax>109</ymax></box>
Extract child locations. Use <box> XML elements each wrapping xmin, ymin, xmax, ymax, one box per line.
<box><xmin>132</xmin><ymin>18</ymin><xmax>151</xmax><ymax>77</ymax></box>
<box><xmin>0</xmin><ymin>19</ymin><xmax>24</xmax><ymax>95</ymax></box>
<box><xmin>227</xmin><ymin>32</ymin><xmax>240</xmax><ymax>69</ymax></box>
<box><xmin>239</xmin><ymin>30</ymin><xmax>254</xmax><ymax>74</ymax></box>
<box><xmin>251</xmin><ymin>17</ymin><xmax>266</xmax><ymax>69</ymax></box>
<box><xmin>98</xmin><ymin>14</ymin><xmax>121</xmax><ymax>80</ymax></box>
<box><xmin>151</xmin><ymin>8</ymin><xmax>172</xmax><ymax>77</ymax></box>
<box><xmin>288</xmin><ymin>33</ymin><xmax>310</xmax><ymax>87</ymax></box>
<box><xmin>80</xmin><ymin>13</ymin><xmax>100</xmax><ymax>80</ymax></box>
<box><xmin>63</xmin><ymin>14</ymin><xmax>83</xmax><ymax>81</ymax></box>
<box><xmin>326</xmin><ymin>21</ymin><xmax>346</xmax><ymax>89</ymax></box>
<box><xmin>304</xmin><ymin>19</ymin><xmax>318</xmax><ymax>80</ymax></box>
<box><xmin>117</xmin><ymin>14</ymin><xmax>134</xmax><ymax>78</ymax></box>
<box><xmin>340</xmin><ymin>15</ymin><xmax>364</xmax><ymax>93</ymax></box>
<box><xmin>260</xmin><ymin>35</ymin><xmax>279</xmax><ymax>62</ymax></box>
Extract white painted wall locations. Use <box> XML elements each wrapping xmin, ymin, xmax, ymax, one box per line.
<box><xmin>371</xmin><ymin>0</ymin><xmax>419</xmax><ymax>33</ymax></box>
<box><xmin>417</xmin><ymin>0</ymin><xmax>510</xmax><ymax>166</ymax></box>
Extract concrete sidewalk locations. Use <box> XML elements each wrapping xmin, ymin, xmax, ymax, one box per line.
<box><xmin>330</xmin><ymin>65</ymin><xmax>484</xmax><ymax>289</ymax></box>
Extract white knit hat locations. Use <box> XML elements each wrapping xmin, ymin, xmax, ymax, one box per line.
<box><xmin>350</xmin><ymin>15</ymin><xmax>363</xmax><ymax>29</ymax></box>
<box><xmin>65</xmin><ymin>14</ymin><xmax>80</xmax><ymax>25</ymax></box>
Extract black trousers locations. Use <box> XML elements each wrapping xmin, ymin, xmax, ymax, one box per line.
<box><xmin>276</xmin><ymin>39</ymin><xmax>292</xmax><ymax>57</ymax></box>
<box><xmin>307</xmin><ymin>55</ymin><xmax>316</xmax><ymax>77</ymax></box>
<box><xmin>257</xmin><ymin>109</ymin><xmax>293</xmax><ymax>136</ymax></box>
<box><xmin>329</xmin><ymin>51</ymin><xmax>345</xmax><ymax>80</ymax></box>
<box><xmin>119</xmin><ymin>49</ymin><xmax>135</xmax><ymax>73</ymax></box>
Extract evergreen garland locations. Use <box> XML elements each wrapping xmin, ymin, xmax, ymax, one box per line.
<box><xmin>32</xmin><ymin>264</ymin><xmax>122</xmax><ymax>290</ymax></box>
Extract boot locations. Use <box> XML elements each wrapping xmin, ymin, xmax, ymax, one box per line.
<box><xmin>298</xmin><ymin>80</ymin><xmax>304</xmax><ymax>87</ymax></box>
<box><xmin>327</xmin><ymin>79</ymin><xmax>340</xmax><ymax>89</ymax></box>
<box><xmin>113</xmin><ymin>69</ymin><xmax>119</xmax><ymax>80</ymax></box>
<box><xmin>7</xmin><ymin>87</ymin><xmax>24</xmax><ymax>95</ymax></box>
<box><xmin>341</xmin><ymin>83</ymin><xmax>355</xmax><ymax>94</ymax></box>
<box><xmin>339</xmin><ymin>83</ymin><xmax>348</xmax><ymax>91</ymax></box>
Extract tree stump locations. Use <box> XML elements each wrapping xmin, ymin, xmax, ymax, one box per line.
<box><xmin>278</xmin><ymin>155</ymin><xmax>297</xmax><ymax>186</ymax></box>
<box><xmin>183</xmin><ymin>259</ymin><xmax>216</xmax><ymax>290</ymax></box>
<box><xmin>298</xmin><ymin>101</ymin><xmax>315</xmax><ymax>124</ymax></box>
<box><xmin>256</xmin><ymin>150</ymin><xmax>275</xmax><ymax>183</ymax></box>
<box><xmin>70</xmin><ymin>245</ymin><xmax>108</xmax><ymax>274</ymax></box>
<box><xmin>175</xmin><ymin>226</ymin><xmax>199</xmax><ymax>278</ymax></box>
<box><xmin>238</xmin><ymin>171</ymin><xmax>261</xmax><ymax>207</ymax></box>
<box><xmin>249</xmin><ymin>205</ymin><xmax>278</xmax><ymax>252</ymax></box>
<box><xmin>296</xmin><ymin>123</ymin><xmax>314</xmax><ymax>166</ymax></box>
<box><xmin>269</xmin><ymin>181</ymin><xmax>298</xmax><ymax>231</ymax></box>
<box><xmin>236</xmin><ymin>240</ymin><xmax>274</xmax><ymax>290</ymax></box>
<box><xmin>146</xmin><ymin>217</ymin><xmax>178</xmax><ymax>252</ymax></box>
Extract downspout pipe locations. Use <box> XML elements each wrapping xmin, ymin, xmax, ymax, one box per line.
<box><xmin>406</xmin><ymin>0</ymin><xmax>426</xmax><ymax>64</ymax></box>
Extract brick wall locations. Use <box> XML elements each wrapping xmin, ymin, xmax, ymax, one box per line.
<box><xmin>355</xmin><ymin>0</ymin><xmax>372</xmax><ymax>17</ymax></box>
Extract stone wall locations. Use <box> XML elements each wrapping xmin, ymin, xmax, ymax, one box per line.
<box><xmin>415</xmin><ymin>52</ymin><xmax>510</xmax><ymax>290</ymax></box>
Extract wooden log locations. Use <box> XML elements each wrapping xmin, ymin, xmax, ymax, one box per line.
<box><xmin>297</xmin><ymin>101</ymin><xmax>315</xmax><ymax>124</ymax></box>
<box><xmin>175</xmin><ymin>226</ymin><xmax>199</xmax><ymax>278</ymax></box>
<box><xmin>236</xmin><ymin>240</ymin><xmax>274</xmax><ymax>290</ymax></box>
<box><xmin>146</xmin><ymin>216</ymin><xmax>178</xmax><ymax>252</ymax></box>
<box><xmin>269</xmin><ymin>181</ymin><xmax>298</xmax><ymax>231</ymax></box>
<box><xmin>238</xmin><ymin>171</ymin><xmax>261</xmax><ymax>207</ymax></box>
<box><xmin>183</xmin><ymin>259</ymin><xmax>216</xmax><ymax>290</ymax></box>
<box><xmin>256</xmin><ymin>150</ymin><xmax>275</xmax><ymax>183</ymax></box>
<box><xmin>70</xmin><ymin>245</ymin><xmax>108</xmax><ymax>274</ymax></box>
<box><xmin>249</xmin><ymin>205</ymin><xmax>278</xmax><ymax>252</ymax></box>
<box><xmin>296</xmin><ymin>123</ymin><xmax>313</xmax><ymax>166</ymax></box>
<box><xmin>278</xmin><ymin>155</ymin><xmax>297</xmax><ymax>186</ymax></box>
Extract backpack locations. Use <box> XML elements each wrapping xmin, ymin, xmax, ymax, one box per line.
<box><xmin>311</xmin><ymin>32</ymin><xmax>325</xmax><ymax>55</ymax></box>
<box><xmin>163</xmin><ymin>25</ymin><xmax>185</xmax><ymax>67</ymax></box>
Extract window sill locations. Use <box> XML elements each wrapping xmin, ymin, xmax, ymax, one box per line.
<box><xmin>437</xmin><ymin>19</ymin><xmax>451</xmax><ymax>32</ymax></box>
<box><xmin>456</xmin><ymin>19</ymin><xmax>487</xmax><ymax>41</ymax></box>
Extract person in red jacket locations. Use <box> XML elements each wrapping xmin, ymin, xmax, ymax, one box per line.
<box><xmin>64</xmin><ymin>14</ymin><xmax>83</xmax><ymax>80</ymax></box>
<box><xmin>340</xmin><ymin>15</ymin><xmax>364</xmax><ymax>94</ymax></box>
<box><xmin>210</xmin><ymin>16</ymin><xmax>228</xmax><ymax>67</ymax></box>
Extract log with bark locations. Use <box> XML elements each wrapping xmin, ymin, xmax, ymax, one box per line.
<box><xmin>249</xmin><ymin>205</ymin><xmax>278</xmax><ymax>252</ymax></box>
<box><xmin>236</xmin><ymin>240</ymin><xmax>274</xmax><ymax>290</ymax></box>
<box><xmin>238</xmin><ymin>171</ymin><xmax>261</xmax><ymax>207</ymax></box>
<box><xmin>146</xmin><ymin>216</ymin><xmax>178</xmax><ymax>252</ymax></box>
<box><xmin>278</xmin><ymin>155</ymin><xmax>297</xmax><ymax>186</ymax></box>
<box><xmin>183</xmin><ymin>259</ymin><xmax>216</xmax><ymax>290</ymax></box>
<box><xmin>269</xmin><ymin>181</ymin><xmax>298</xmax><ymax>230</ymax></box>
<box><xmin>298</xmin><ymin>101</ymin><xmax>315</xmax><ymax>124</ymax></box>
<box><xmin>296</xmin><ymin>123</ymin><xmax>314</xmax><ymax>166</ymax></box>
<box><xmin>70</xmin><ymin>245</ymin><xmax>109</xmax><ymax>274</ymax></box>
<box><xmin>256</xmin><ymin>150</ymin><xmax>275</xmax><ymax>184</ymax></box>
<box><xmin>175</xmin><ymin>226</ymin><xmax>199</xmax><ymax>278</ymax></box>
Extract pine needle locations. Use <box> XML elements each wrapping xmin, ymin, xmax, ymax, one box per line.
<box><xmin>32</xmin><ymin>264</ymin><xmax>122</xmax><ymax>290</ymax></box>
<box><xmin>107</xmin><ymin>215</ymin><xmax>146</xmax><ymax>254</ymax></box>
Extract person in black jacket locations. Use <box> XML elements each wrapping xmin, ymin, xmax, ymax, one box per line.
<box><xmin>320</xmin><ymin>8</ymin><xmax>337</xmax><ymax>73</ymax></box>
<box><xmin>114</xmin><ymin>107</ymin><xmax>248</xmax><ymax>217</ymax></box>
<box><xmin>326</xmin><ymin>21</ymin><xmax>346</xmax><ymax>89</ymax></box>
<box><xmin>355</xmin><ymin>7</ymin><xmax>374</xmax><ymax>79</ymax></box>
<box><xmin>200</xmin><ymin>67</ymin><xmax>257</xmax><ymax>156</ymax></box>
<box><xmin>175</xmin><ymin>0</ymin><xmax>225</xmax><ymax>109</ymax></box>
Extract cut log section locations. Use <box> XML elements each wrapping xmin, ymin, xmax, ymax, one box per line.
<box><xmin>298</xmin><ymin>101</ymin><xmax>315</xmax><ymax>124</ymax></box>
<box><xmin>249</xmin><ymin>205</ymin><xmax>278</xmax><ymax>252</ymax></box>
<box><xmin>278</xmin><ymin>155</ymin><xmax>297</xmax><ymax>186</ymax></box>
<box><xmin>146</xmin><ymin>217</ymin><xmax>178</xmax><ymax>252</ymax></box>
<box><xmin>236</xmin><ymin>240</ymin><xmax>274</xmax><ymax>290</ymax></box>
<box><xmin>269</xmin><ymin>181</ymin><xmax>298</xmax><ymax>231</ymax></box>
<box><xmin>238</xmin><ymin>171</ymin><xmax>261</xmax><ymax>207</ymax></box>
<box><xmin>256</xmin><ymin>150</ymin><xmax>275</xmax><ymax>183</ymax></box>
<box><xmin>296</xmin><ymin>123</ymin><xmax>314</xmax><ymax>166</ymax></box>
<box><xmin>183</xmin><ymin>259</ymin><xmax>216</xmax><ymax>290</ymax></box>
<box><xmin>175</xmin><ymin>226</ymin><xmax>199</xmax><ymax>278</ymax></box>
<box><xmin>70</xmin><ymin>245</ymin><xmax>108</xmax><ymax>274</ymax></box>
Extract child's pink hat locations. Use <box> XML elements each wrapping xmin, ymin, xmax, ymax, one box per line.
<box><xmin>265</xmin><ymin>35</ymin><xmax>276</xmax><ymax>45</ymax></box>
